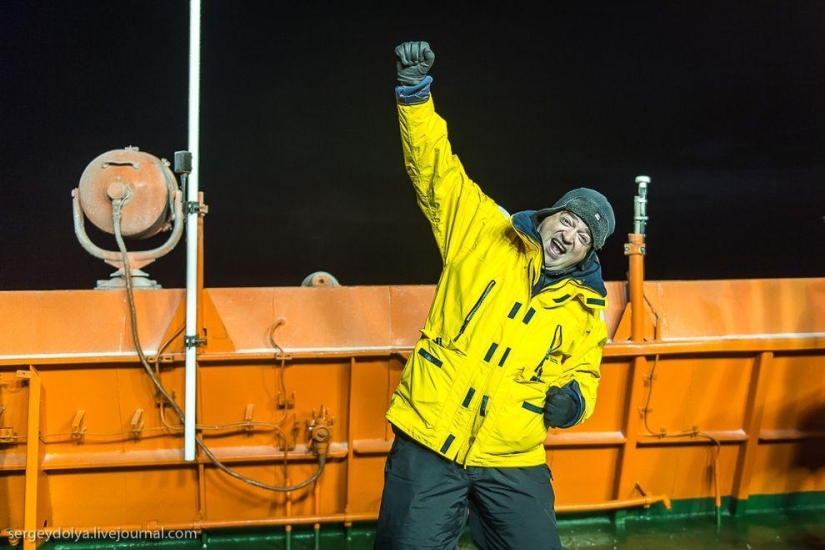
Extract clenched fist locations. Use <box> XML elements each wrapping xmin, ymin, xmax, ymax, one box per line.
<box><xmin>395</xmin><ymin>41</ymin><xmax>435</xmax><ymax>86</ymax></box>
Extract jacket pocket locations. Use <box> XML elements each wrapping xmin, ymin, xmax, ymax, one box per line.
<box><xmin>516</xmin><ymin>324</ymin><xmax>564</xmax><ymax>385</ymax></box>
<box><xmin>396</xmin><ymin>338</ymin><xmax>461</xmax><ymax>429</ymax></box>
<box><xmin>483</xmin><ymin>377</ymin><xmax>548</xmax><ymax>456</ymax></box>
<box><xmin>454</xmin><ymin>279</ymin><xmax>496</xmax><ymax>342</ymax></box>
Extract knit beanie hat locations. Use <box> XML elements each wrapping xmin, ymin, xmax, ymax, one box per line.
<box><xmin>536</xmin><ymin>188</ymin><xmax>615</xmax><ymax>250</ymax></box>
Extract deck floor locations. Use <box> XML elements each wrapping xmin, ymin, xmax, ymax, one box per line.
<box><xmin>459</xmin><ymin>510</ymin><xmax>825</xmax><ymax>550</ymax></box>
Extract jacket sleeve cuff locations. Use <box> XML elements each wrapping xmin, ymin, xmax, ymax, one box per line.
<box><xmin>558</xmin><ymin>380</ymin><xmax>585</xmax><ymax>429</ymax></box>
<box><xmin>395</xmin><ymin>75</ymin><xmax>433</xmax><ymax>105</ymax></box>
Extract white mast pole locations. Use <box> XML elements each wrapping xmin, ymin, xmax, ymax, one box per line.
<box><xmin>184</xmin><ymin>0</ymin><xmax>202</xmax><ymax>462</ymax></box>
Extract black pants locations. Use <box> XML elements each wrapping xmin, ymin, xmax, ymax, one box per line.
<box><xmin>374</xmin><ymin>428</ymin><xmax>563</xmax><ymax>550</ymax></box>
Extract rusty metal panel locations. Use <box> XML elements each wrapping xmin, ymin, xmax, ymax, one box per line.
<box><xmin>207</xmin><ymin>287</ymin><xmax>394</xmax><ymax>354</ymax></box>
<box><xmin>388</xmin><ymin>286</ymin><xmax>435</xmax><ymax>348</ymax></box>
<box><xmin>0</xmin><ymin>290</ymin><xmax>183</xmax><ymax>364</ymax></box>
<box><xmin>0</xmin><ymin>278</ymin><xmax>823</xmax><ymax>536</ymax></box>
<box><xmin>630</xmin><ymin>445</ymin><xmax>741</xmax><ymax>499</ymax></box>
<box><xmin>649</xmin><ymin>278</ymin><xmax>825</xmax><ymax>339</ymax></box>
<box><xmin>550</xmin><ymin>447</ymin><xmax>621</xmax><ymax>505</ymax></box>
<box><xmin>47</xmin><ymin>469</ymin><xmax>198</xmax><ymax>526</ymax></box>
<box><xmin>751</xmin><ymin>443</ymin><xmax>825</xmax><ymax>494</ymax></box>
<box><xmin>760</xmin><ymin>354</ymin><xmax>824</xmax><ymax>434</ymax></box>
<box><xmin>0</xmin><ymin>473</ymin><xmax>25</xmax><ymax>529</ymax></box>
<box><xmin>638</xmin><ymin>355</ymin><xmax>753</xmax><ymax>434</ymax></box>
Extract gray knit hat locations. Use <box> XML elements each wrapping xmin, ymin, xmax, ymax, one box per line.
<box><xmin>536</xmin><ymin>188</ymin><xmax>615</xmax><ymax>250</ymax></box>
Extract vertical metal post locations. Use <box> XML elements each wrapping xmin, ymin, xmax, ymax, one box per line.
<box><xmin>197</xmin><ymin>191</ymin><xmax>206</xmax><ymax>340</ymax></box>
<box><xmin>184</xmin><ymin>0</ymin><xmax>202</xmax><ymax>462</ymax></box>
<box><xmin>627</xmin><ymin>234</ymin><xmax>646</xmax><ymax>340</ymax></box>
<box><xmin>731</xmin><ymin>351</ymin><xmax>772</xmax><ymax>515</ymax></box>
<box><xmin>629</xmin><ymin>175</ymin><xmax>651</xmax><ymax>339</ymax></box>
<box><xmin>615</xmin><ymin>177</ymin><xmax>651</xmax><ymax>502</ymax></box>
<box><xmin>346</xmin><ymin>357</ymin><xmax>356</xmax><ymax>512</ymax></box>
<box><xmin>22</xmin><ymin>368</ymin><xmax>42</xmax><ymax>550</ymax></box>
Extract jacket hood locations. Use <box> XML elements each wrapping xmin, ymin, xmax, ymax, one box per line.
<box><xmin>511</xmin><ymin>209</ymin><xmax>607</xmax><ymax>297</ymax></box>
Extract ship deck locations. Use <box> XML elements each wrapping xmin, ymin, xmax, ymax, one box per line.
<box><xmin>28</xmin><ymin>508</ymin><xmax>825</xmax><ymax>549</ymax></box>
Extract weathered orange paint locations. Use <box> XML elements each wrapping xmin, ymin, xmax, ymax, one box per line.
<box><xmin>1</xmin><ymin>259</ymin><xmax>824</xmax><ymax>541</ymax></box>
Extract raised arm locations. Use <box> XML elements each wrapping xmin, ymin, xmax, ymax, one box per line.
<box><xmin>394</xmin><ymin>41</ymin><xmax>503</xmax><ymax>264</ymax></box>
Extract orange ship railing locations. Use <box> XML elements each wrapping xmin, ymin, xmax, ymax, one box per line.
<box><xmin>1</xmin><ymin>227</ymin><xmax>824</xmax><ymax>549</ymax></box>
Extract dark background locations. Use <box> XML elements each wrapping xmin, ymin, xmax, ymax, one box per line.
<box><xmin>2</xmin><ymin>1</ymin><xmax>823</xmax><ymax>290</ymax></box>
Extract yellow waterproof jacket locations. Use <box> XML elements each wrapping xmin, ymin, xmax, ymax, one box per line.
<box><xmin>386</xmin><ymin>95</ymin><xmax>609</xmax><ymax>468</ymax></box>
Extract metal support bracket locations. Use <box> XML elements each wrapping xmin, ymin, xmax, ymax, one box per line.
<box><xmin>0</xmin><ymin>426</ymin><xmax>16</xmax><ymax>444</ymax></box>
<box><xmin>624</xmin><ymin>242</ymin><xmax>646</xmax><ymax>256</ymax></box>
<box><xmin>130</xmin><ymin>409</ymin><xmax>145</xmax><ymax>438</ymax></box>
<box><xmin>184</xmin><ymin>201</ymin><xmax>209</xmax><ymax>215</ymax></box>
<box><xmin>72</xmin><ymin>410</ymin><xmax>87</xmax><ymax>440</ymax></box>
<box><xmin>278</xmin><ymin>391</ymin><xmax>296</xmax><ymax>409</ymax></box>
<box><xmin>184</xmin><ymin>335</ymin><xmax>206</xmax><ymax>348</ymax></box>
<box><xmin>244</xmin><ymin>404</ymin><xmax>255</xmax><ymax>431</ymax></box>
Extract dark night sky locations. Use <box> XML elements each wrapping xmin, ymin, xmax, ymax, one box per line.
<box><xmin>2</xmin><ymin>1</ymin><xmax>824</xmax><ymax>291</ymax></box>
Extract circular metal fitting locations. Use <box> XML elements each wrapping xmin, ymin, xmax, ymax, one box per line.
<box><xmin>301</xmin><ymin>271</ymin><xmax>341</xmax><ymax>287</ymax></box>
<box><xmin>313</xmin><ymin>426</ymin><xmax>331</xmax><ymax>442</ymax></box>
<box><xmin>106</xmin><ymin>180</ymin><xmax>130</xmax><ymax>201</ymax></box>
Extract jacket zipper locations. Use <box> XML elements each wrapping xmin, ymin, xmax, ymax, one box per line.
<box><xmin>532</xmin><ymin>324</ymin><xmax>563</xmax><ymax>379</ymax></box>
<box><xmin>454</xmin><ymin>279</ymin><xmax>496</xmax><ymax>341</ymax></box>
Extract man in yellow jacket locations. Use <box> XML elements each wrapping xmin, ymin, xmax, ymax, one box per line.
<box><xmin>375</xmin><ymin>41</ymin><xmax>616</xmax><ymax>550</ymax></box>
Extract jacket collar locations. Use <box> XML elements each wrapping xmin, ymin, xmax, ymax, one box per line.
<box><xmin>511</xmin><ymin>210</ymin><xmax>607</xmax><ymax>297</ymax></box>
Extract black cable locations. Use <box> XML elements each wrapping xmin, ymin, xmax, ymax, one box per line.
<box><xmin>111</xmin><ymin>197</ymin><xmax>325</xmax><ymax>492</ymax></box>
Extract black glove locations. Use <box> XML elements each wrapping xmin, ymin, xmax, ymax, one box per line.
<box><xmin>395</xmin><ymin>41</ymin><xmax>435</xmax><ymax>86</ymax></box>
<box><xmin>544</xmin><ymin>386</ymin><xmax>577</xmax><ymax>428</ymax></box>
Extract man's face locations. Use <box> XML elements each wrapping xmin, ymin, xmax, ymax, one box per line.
<box><xmin>536</xmin><ymin>210</ymin><xmax>592</xmax><ymax>272</ymax></box>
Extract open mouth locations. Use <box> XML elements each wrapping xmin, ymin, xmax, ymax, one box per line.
<box><xmin>548</xmin><ymin>237</ymin><xmax>566</xmax><ymax>258</ymax></box>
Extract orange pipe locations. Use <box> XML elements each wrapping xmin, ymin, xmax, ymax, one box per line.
<box><xmin>627</xmin><ymin>233</ymin><xmax>646</xmax><ymax>342</ymax></box>
<box><xmin>557</xmin><ymin>493</ymin><xmax>671</xmax><ymax>513</ymax></box>
<box><xmin>614</xmin><ymin>233</ymin><xmax>647</xmax><ymax>501</ymax></box>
